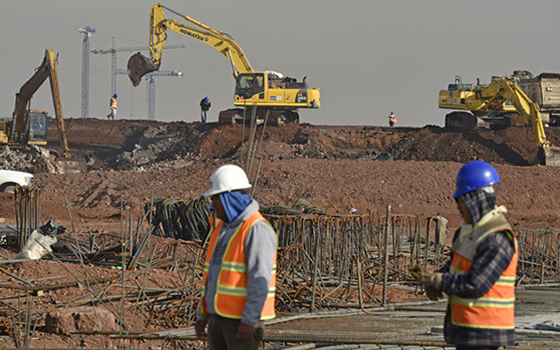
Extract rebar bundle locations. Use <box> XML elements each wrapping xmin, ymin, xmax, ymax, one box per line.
<box><xmin>14</xmin><ymin>185</ymin><xmax>41</xmax><ymax>251</ymax></box>
<box><xmin>144</xmin><ymin>196</ymin><xmax>211</xmax><ymax>242</ymax></box>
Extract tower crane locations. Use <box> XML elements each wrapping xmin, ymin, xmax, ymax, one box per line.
<box><xmin>92</xmin><ymin>38</ymin><xmax>185</xmax><ymax>97</ymax></box>
<box><xmin>78</xmin><ymin>26</ymin><xmax>95</xmax><ymax>118</ymax></box>
<box><xmin>115</xmin><ymin>69</ymin><xmax>182</xmax><ymax>121</ymax></box>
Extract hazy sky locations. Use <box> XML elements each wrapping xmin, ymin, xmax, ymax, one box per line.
<box><xmin>3</xmin><ymin>0</ymin><xmax>560</xmax><ymax>127</ymax></box>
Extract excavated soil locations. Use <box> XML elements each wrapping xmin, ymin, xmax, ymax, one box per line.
<box><xmin>39</xmin><ymin>118</ymin><xmax>560</xmax><ymax>230</ymax></box>
<box><xmin>0</xmin><ymin>118</ymin><xmax>559</xmax><ymax>348</ymax></box>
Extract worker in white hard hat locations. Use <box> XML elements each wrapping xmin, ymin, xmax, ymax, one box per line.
<box><xmin>196</xmin><ymin>164</ymin><xmax>277</xmax><ymax>350</ymax></box>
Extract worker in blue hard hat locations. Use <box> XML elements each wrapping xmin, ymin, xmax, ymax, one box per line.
<box><xmin>200</xmin><ymin>96</ymin><xmax>211</xmax><ymax>123</ymax></box>
<box><xmin>388</xmin><ymin>111</ymin><xmax>397</xmax><ymax>126</ymax></box>
<box><xmin>411</xmin><ymin>160</ymin><xmax>518</xmax><ymax>349</ymax></box>
<box><xmin>107</xmin><ymin>93</ymin><xmax>118</xmax><ymax>120</ymax></box>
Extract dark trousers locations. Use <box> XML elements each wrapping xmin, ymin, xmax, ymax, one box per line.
<box><xmin>208</xmin><ymin>314</ymin><xmax>264</xmax><ymax>350</ymax></box>
<box><xmin>456</xmin><ymin>346</ymin><xmax>499</xmax><ymax>350</ymax></box>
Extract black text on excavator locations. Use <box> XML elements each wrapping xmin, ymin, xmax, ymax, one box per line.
<box><xmin>127</xmin><ymin>3</ymin><xmax>321</xmax><ymax>126</ymax></box>
<box><xmin>0</xmin><ymin>49</ymin><xmax>85</xmax><ymax>172</ymax></box>
<box><xmin>438</xmin><ymin>75</ymin><xmax>560</xmax><ymax>166</ymax></box>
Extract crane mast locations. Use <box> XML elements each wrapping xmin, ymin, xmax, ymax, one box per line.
<box><xmin>115</xmin><ymin>69</ymin><xmax>182</xmax><ymax>120</ymax></box>
<box><xmin>92</xmin><ymin>38</ymin><xmax>185</xmax><ymax>96</ymax></box>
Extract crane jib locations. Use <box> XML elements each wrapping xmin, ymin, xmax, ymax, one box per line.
<box><xmin>179</xmin><ymin>29</ymin><xmax>208</xmax><ymax>42</ymax></box>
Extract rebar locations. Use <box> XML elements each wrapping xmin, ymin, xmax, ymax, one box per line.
<box><xmin>14</xmin><ymin>185</ymin><xmax>41</xmax><ymax>251</ymax></box>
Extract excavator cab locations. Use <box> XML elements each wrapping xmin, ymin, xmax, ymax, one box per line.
<box><xmin>236</xmin><ymin>73</ymin><xmax>265</xmax><ymax>100</ymax></box>
<box><xmin>27</xmin><ymin>110</ymin><xmax>48</xmax><ymax>145</ymax></box>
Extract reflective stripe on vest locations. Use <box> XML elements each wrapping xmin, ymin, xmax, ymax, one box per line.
<box><xmin>200</xmin><ymin>211</ymin><xmax>276</xmax><ymax>320</ymax></box>
<box><xmin>449</xmin><ymin>230</ymin><xmax>518</xmax><ymax>330</ymax></box>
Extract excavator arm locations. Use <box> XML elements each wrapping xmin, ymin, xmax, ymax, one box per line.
<box><xmin>484</xmin><ymin>79</ymin><xmax>560</xmax><ymax>165</ymax></box>
<box><xmin>11</xmin><ymin>49</ymin><xmax>71</xmax><ymax>158</ymax></box>
<box><xmin>479</xmin><ymin>79</ymin><xmax>549</xmax><ymax>149</ymax></box>
<box><xmin>128</xmin><ymin>3</ymin><xmax>253</xmax><ymax>86</ymax></box>
<box><xmin>11</xmin><ymin>51</ymin><xmax>51</xmax><ymax>144</ymax></box>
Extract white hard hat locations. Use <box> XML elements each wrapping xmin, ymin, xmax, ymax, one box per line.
<box><xmin>203</xmin><ymin>165</ymin><xmax>252</xmax><ymax>197</ymax></box>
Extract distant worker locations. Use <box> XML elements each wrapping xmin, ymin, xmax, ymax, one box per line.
<box><xmin>107</xmin><ymin>93</ymin><xmax>117</xmax><ymax>120</ymax></box>
<box><xmin>410</xmin><ymin>160</ymin><xmax>518</xmax><ymax>350</ymax></box>
<box><xmin>195</xmin><ymin>164</ymin><xmax>277</xmax><ymax>349</ymax></box>
<box><xmin>200</xmin><ymin>96</ymin><xmax>211</xmax><ymax>123</ymax></box>
<box><xmin>388</xmin><ymin>111</ymin><xmax>397</xmax><ymax>127</ymax></box>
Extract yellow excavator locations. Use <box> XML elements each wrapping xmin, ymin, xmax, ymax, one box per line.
<box><xmin>127</xmin><ymin>3</ymin><xmax>321</xmax><ymax>125</ymax></box>
<box><xmin>438</xmin><ymin>75</ymin><xmax>560</xmax><ymax>166</ymax></box>
<box><xmin>0</xmin><ymin>49</ymin><xmax>84</xmax><ymax>172</ymax></box>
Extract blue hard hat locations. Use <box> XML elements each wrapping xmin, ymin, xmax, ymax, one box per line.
<box><xmin>453</xmin><ymin>160</ymin><xmax>501</xmax><ymax>198</ymax></box>
<box><xmin>391</xmin><ymin>111</ymin><xmax>394</xmax><ymax>114</ymax></box>
<box><xmin>114</xmin><ymin>93</ymin><xmax>118</xmax><ymax>98</ymax></box>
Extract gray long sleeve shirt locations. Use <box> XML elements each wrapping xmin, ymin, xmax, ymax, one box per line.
<box><xmin>198</xmin><ymin>199</ymin><xmax>277</xmax><ymax>326</ymax></box>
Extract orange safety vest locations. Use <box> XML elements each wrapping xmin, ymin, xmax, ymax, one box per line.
<box><xmin>110</xmin><ymin>97</ymin><xmax>117</xmax><ymax>109</ymax></box>
<box><xmin>448</xmin><ymin>213</ymin><xmax>518</xmax><ymax>330</ymax></box>
<box><xmin>200</xmin><ymin>211</ymin><xmax>276</xmax><ymax>320</ymax></box>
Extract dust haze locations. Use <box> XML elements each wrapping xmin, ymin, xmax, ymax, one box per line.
<box><xmin>2</xmin><ymin>0</ymin><xmax>560</xmax><ymax>126</ymax></box>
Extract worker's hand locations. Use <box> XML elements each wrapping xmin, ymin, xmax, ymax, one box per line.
<box><xmin>236</xmin><ymin>322</ymin><xmax>255</xmax><ymax>341</ymax></box>
<box><xmin>424</xmin><ymin>285</ymin><xmax>443</xmax><ymax>301</ymax></box>
<box><xmin>410</xmin><ymin>265</ymin><xmax>443</xmax><ymax>290</ymax></box>
<box><xmin>195</xmin><ymin>319</ymin><xmax>207</xmax><ymax>339</ymax></box>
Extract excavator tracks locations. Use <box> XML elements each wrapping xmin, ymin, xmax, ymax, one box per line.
<box><xmin>219</xmin><ymin>108</ymin><xmax>299</xmax><ymax>126</ymax></box>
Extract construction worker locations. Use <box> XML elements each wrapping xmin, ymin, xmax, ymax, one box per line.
<box><xmin>200</xmin><ymin>96</ymin><xmax>211</xmax><ymax>123</ymax></box>
<box><xmin>107</xmin><ymin>93</ymin><xmax>117</xmax><ymax>120</ymax></box>
<box><xmin>388</xmin><ymin>111</ymin><xmax>397</xmax><ymax>126</ymax></box>
<box><xmin>410</xmin><ymin>160</ymin><xmax>518</xmax><ymax>350</ymax></box>
<box><xmin>195</xmin><ymin>164</ymin><xmax>277</xmax><ymax>350</ymax></box>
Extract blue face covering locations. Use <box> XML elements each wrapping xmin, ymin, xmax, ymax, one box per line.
<box><xmin>219</xmin><ymin>191</ymin><xmax>252</xmax><ymax>223</ymax></box>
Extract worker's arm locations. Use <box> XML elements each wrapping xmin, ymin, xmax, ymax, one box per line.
<box><xmin>437</xmin><ymin>228</ymin><xmax>461</xmax><ymax>274</ymax></box>
<box><xmin>440</xmin><ymin>232</ymin><xmax>514</xmax><ymax>298</ymax></box>
<box><xmin>241</xmin><ymin>220</ymin><xmax>277</xmax><ymax>326</ymax></box>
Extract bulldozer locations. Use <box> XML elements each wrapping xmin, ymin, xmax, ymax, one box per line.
<box><xmin>127</xmin><ymin>3</ymin><xmax>320</xmax><ymax>126</ymax></box>
<box><xmin>438</xmin><ymin>75</ymin><xmax>560</xmax><ymax>166</ymax></box>
<box><xmin>0</xmin><ymin>49</ymin><xmax>85</xmax><ymax>172</ymax></box>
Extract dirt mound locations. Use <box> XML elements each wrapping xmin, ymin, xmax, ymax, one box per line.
<box><xmin>39</xmin><ymin>118</ymin><xmax>560</xmax><ymax>175</ymax></box>
<box><xmin>19</xmin><ymin>117</ymin><xmax>558</xmax><ymax>230</ymax></box>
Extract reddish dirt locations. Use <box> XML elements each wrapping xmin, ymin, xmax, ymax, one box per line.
<box><xmin>0</xmin><ymin>118</ymin><xmax>559</xmax><ymax>348</ymax></box>
<box><xmin>40</xmin><ymin>118</ymin><xmax>560</xmax><ymax>231</ymax></box>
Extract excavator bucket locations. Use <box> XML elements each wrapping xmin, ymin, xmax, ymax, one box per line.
<box><xmin>127</xmin><ymin>53</ymin><xmax>159</xmax><ymax>87</ymax></box>
<box><xmin>538</xmin><ymin>146</ymin><xmax>560</xmax><ymax>166</ymax></box>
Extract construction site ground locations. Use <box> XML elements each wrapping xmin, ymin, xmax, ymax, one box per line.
<box><xmin>1</xmin><ymin>117</ymin><xmax>560</xmax><ymax>349</ymax></box>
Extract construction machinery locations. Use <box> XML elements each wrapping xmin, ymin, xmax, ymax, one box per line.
<box><xmin>127</xmin><ymin>3</ymin><xmax>321</xmax><ymax>125</ymax></box>
<box><xmin>438</xmin><ymin>75</ymin><xmax>560</xmax><ymax>166</ymax></box>
<box><xmin>516</xmin><ymin>71</ymin><xmax>560</xmax><ymax>127</ymax></box>
<box><xmin>1</xmin><ymin>49</ymin><xmax>84</xmax><ymax>172</ymax></box>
